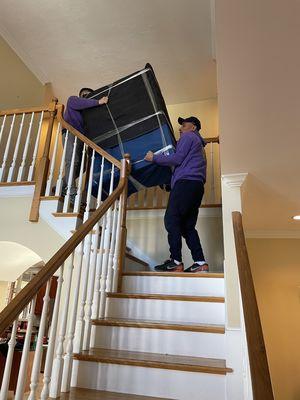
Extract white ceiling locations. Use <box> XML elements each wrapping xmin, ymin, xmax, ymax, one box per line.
<box><xmin>0</xmin><ymin>0</ymin><xmax>216</xmax><ymax>104</ymax></box>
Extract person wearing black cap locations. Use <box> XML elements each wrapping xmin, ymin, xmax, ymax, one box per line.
<box><xmin>145</xmin><ymin>116</ymin><xmax>208</xmax><ymax>272</ymax></box>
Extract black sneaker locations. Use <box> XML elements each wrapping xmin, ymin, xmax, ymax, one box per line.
<box><xmin>185</xmin><ymin>263</ymin><xmax>209</xmax><ymax>273</ymax></box>
<box><xmin>154</xmin><ymin>259</ymin><xmax>184</xmax><ymax>272</ymax></box>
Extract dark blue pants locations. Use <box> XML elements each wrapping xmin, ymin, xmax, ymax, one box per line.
<box><xmin>164</xmin><ymin>179</ymin><xmax>205</xmax><ymax>263</ymax></box>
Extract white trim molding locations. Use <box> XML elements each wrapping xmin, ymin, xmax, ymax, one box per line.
<box><xmin>0</xmin><ymin>185</ymin><xmax>35</xmax><ymax>198</ymax></box>
<box><xmin>222</xmin><ymin>173</ymin><xmax>248</xmax><ymax>188</ymax></box>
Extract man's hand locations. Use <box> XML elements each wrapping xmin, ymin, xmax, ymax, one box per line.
<box><xmin>99</xmin><ymin>96</ymin><xmax>108</xmax><ymax>105</ymax></box>
<box><xmin>144</xmin><ymin>151</ymin><xmax>154</xmax><ymax>162</ymax></box>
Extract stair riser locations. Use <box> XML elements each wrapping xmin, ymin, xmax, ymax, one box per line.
<box><xmin>106</xmin><ymin>298</ymin><xmax>225</xmax><ymax>325</ymax></box>
<box><xmin>122</xmin><ymin>276</ymin><xmax>225</xmax><ymax>296</ymax></box>
<box><xmin>72</xmin><ymin>360</ymin><xmax>226</xmax><ymax>400</ymax></box>
<box><xmin>92</xmin><ymin>326</ymin><xmax>225</xmax><ymax>358</ymax></box>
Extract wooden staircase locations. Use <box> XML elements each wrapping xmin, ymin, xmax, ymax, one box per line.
<box><xmin>70</xmin><ymin>271</ymin><xmax>232</xmax><ymax>399</ymax></box>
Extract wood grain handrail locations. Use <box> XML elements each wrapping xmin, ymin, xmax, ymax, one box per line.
<box><xmin>56</xmin><ymin>104</ymin><xmax>122</xmax><ymax>169</ymax></box>
<box><xmin>0</xmin><ymin>105</ymin><xmax>50</xmax><ymax>117</ymax></box>
<box><xmin>205</xmin><ymin>136</ymin><xmax>219</xmax><ymax>144</ymax></box>
<box><xmin>0</xmin><ymin>159</ymin><xmax>128</xmax><ymax>335</ymax></box>
<box><xmin>232</xmin><ymin>211</ymin><xmax>274</xmax><ymax>400</ymax></box>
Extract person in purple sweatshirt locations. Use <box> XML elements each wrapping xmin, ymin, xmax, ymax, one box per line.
<box><xmin>62</xmin><ymin>88</ymin><xmax>108</xmax><ymax>203</ymax></box>
<box><xmin>144</xmin><ymin>116</ymin><xmax>208</xmax><ymax>273</ymax></box>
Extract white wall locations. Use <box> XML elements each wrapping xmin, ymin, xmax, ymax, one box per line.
<box><xmin>127</xmin><ymin>208</ymin><xmax>224</xmax><ymax>271</ymax></box>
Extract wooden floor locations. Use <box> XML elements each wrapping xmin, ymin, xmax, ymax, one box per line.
<box><xmin>59</xmin><ymin>387</ymin><xmax>171</xmax><ymax>399</ymax></box>
<box><xmin>74</xmin><ymin>348</ymin><xmax>232</xmax><ymax>375</ymax></box>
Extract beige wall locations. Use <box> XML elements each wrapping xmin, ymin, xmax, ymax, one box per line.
<box><xmin>0</xmin><ymin>34</ymin><xmax>45</xmax><ymax>109</ymax></box>
<box><xmin>0</xmin><ymin>281</ymin><xmax>8</xmax><ymax>311</ymax></box>
<box><xmin>0</xmin><ymin>197</ymin><xmax>64</xmax><ymax>262</ymax></box>
<box><xmin>247</xmin><ymin>238</ymin><xmax>300</xmax><ymax>400</ymax></box>
<box><xmin>167</xmin><ymin>98</ymin><xmax>218</xmax><ymax>139</ymax></box>
<box><xmin>215</xmin><ymin>0</ymin><xmax>300</xmax><ymax>232</ymax></box>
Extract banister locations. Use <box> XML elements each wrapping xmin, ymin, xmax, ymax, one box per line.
<box><xmin>232</xmin><ymin>211</ymin><xmax>274</xmax><ymax>400</ymax></box>
<box><xmin>56</xmin><ymin>104</ymin><xmax>122</xmax><ymax>169</ymax></box>
<box><xmin>0</xmin><ymin>159</ymin><xmax>128</xmax><ymax>336</ymax></box>
<box><xmin>0</xmin><ymin>105</ymin><xmax>50</xmax><ymax>117</ymax></box>
<box><xmin>205</xmin><ymin>136</ymin><xmax>219</xmax><ymax>143</ymax></box>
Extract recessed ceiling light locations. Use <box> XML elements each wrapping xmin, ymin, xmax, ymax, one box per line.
<box><xmin>293</xmin><ymin>215</ymin><xmax>300</xmax><ymax>220</ymax></box>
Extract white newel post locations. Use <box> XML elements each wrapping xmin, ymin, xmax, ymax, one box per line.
<box><xmin>221</xmin><ymin>173</ymin><xmax>252</xmax><ymax>400</ymax></box>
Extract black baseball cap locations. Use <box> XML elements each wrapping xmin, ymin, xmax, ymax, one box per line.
<box><xmin>178</xmin><ymin>116</ymin><xmax>201</xmax><ymax>131</ymax></box>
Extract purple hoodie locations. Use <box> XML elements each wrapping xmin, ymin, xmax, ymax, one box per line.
<box><xmin>153</xmin><ymin>131</ymin><xmax>207</xmax><ymax>188</ymax></box>
<box><xmin>64</xmin><ymin>96</ymin><xmax>99</xmax><ymax>133</ymax></box>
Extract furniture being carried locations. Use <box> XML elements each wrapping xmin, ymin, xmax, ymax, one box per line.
<box><xmin>82</xmin><ymin>64</ymin><xmax>176</xmax><ymax>197</ymax></box>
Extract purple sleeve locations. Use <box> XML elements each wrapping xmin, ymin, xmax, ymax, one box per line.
<box><xmin>67</xmin><ymin>96</ymin><xmax>99</xmax><ymax>111</ymax></box>
<box><xmin>153</xmin><ymin>135</ymin><xmax>193</xmax><ymax>167</ymax></box>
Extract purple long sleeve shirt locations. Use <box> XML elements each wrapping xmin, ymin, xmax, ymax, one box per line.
<box><xmin>64</xmin><ymin>96</ymin><xmax>99</xmax><ymax>133</ymax></box>
<box><xmin>153</xmin><ymin>131</ymin><xmax>207</xmax><ymax>188</ymax></box>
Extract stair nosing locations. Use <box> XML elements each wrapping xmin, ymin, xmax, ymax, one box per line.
<box><xmin>122</xmin><ymin>271</ymin><xmax>224</xmax><ymax>278</ymax></box>
<box><xmin>91</xmin><ymin>318</ymin><xmax>225</xmax><ymax>334</ymax></box>
<box><xmin>73</xmin><ymin>348</ymin><xmax>233</xmax><ymax>375</ymax></box>
<box><xmin>106</xmin><ymin>292</ymin><xmax>225</xmax><ymax>303</ymax></box>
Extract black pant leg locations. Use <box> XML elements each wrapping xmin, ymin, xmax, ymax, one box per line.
<box><xmin>164</xmin><ymin>187</ymin><xmax>183</xmax><ymax>262</ymax></box>
<box><xmin>180</xmin><ymin>181</ymin><xmax>206</xmax><ymax>262</ymax></box>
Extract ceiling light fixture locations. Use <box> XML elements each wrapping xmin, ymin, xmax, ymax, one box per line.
<box><xmin>292</xmin><ymin>215</ymin><xmax>300</xmax><ymax>220</ymax></box>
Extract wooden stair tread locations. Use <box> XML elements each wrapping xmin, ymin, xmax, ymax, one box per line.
<box><xmin>0</xmin><ymin>181</ymin><xmax>35</xmax><ymax>186</ymax></box>
<box><xmin>92</xmin><ymin>317</ymin><xmax>225</xmax><ymax>333</ymax></box>
<box><xmin>59</xmin><ymin>387</ymin><xmax>169</xmax><ymax>400</ymax></box>
<box><xmin>74</xmin><ymin>348</ymin><xmax>232</xmax><ymax>375</ymax></box>
<box><xmin>122</xmin><ymin>271</ymin><xmax>224</xmax><ymax>278</ymax></box>
<box><xmin>52</xmin><ymin>212</ymin><xmax>83</xmax><ymax>218</ymax></box>
<box><xmin>107</xmin><ymin>292</ymin><xmax>225</xmax><ymax>303</ymax></box>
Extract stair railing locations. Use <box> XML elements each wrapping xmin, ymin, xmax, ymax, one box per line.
<box><xmin>127</xmin><ymin>136</ymin><xmax>221</xmax><ymax>210</ymax></box>
<box><xmin>232</xmin><ymin>211</ymin><xmax>274</xmax><ymax>400</ymax></box>
<box><xmin>0</xmin><ymin>129</ymin><xmax>130</xmax><ymax>399</ymax></box>
<box><xmin>0</xmin><ymin>103</ymin><xmax>53</xmax><ymax>188</ymax></box>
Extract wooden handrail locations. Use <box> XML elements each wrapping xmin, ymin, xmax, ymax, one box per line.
<box><xmin>232</xmin><ymin>211</ymin><xmax>274</xmax><ymax>400</ymax></box>
<box><xmin>205</xmin><ymin>136</ymin><xmax>219</xmax><ymax>143</ymax></box>
<box><xmin>56</xmin><ymin>104</ymin><xmax>122</xmax><ymax>169</ymax></box>
<box><xmin>0</xmin><ymin>105</ymin><xmax>50</xmax><ymax>117</ymax></box>
<box><xmin>0</xmin><ymin>159</ymin><xmax>128</xmax><ymax>336</ymax></box>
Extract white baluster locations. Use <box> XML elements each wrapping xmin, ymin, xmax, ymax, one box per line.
<box><xmin>83</xmin><ymin>149</ymin><xmax>95</xmax><ymax>221</ymax></box>
<box><xmin>210</xmin><ymin>141</ymin><xmax>215</xmax><ymax>204</ymax></box>
<box><xmin>73</xmin><ymin>242</ymin><xmax>87</xmax><ymax>354</ymax></box>
<box><xmin>0</xmin><ymin>319</ymin><xmax>18</xmax><ymax>400</ymax></box>
<box><xmin>14</xmin><ymin>296</ymin><xmax>37</xmax><ymax>400</ymax></box>
<box><xmin>17</xmin><ymin>112</ymin><xmax>35</xmax><ymax>182</ymax></box>
<box><xmin>55</xmin><ymin>129</ymin><xmax>69</xmax><ymax>197</ymax></box>
<box><xmin>45</xmin><ymin>122</ymin><xmax>61</xmax><ymax>196</ymax></box>
<box><xmin>106</xmin><ymin>200</ymin><xmax>119</xmax><ymax>293</ymax></box>
<box><xmin>28</xmin><ymin>280</ymin><xmax>51</xmax><ymax>400</ymax></box>
<box><xmin>0</xmin><ymin>114</ymin><xmax>7</xmax><ymax>145</ymax></box>
<box><xmin>61</xmin><ymin>246</ymin><xmax>84</xmax><ymax>392</ymax></box>
<box><xmin>27</xmin><ymin>111</ymin><xmax>44</xmax><ymax>181</ymax></box>
<box><xmin>82</xmin><ymin>224</ymin><xmax>99</xmax><ymax>350</ymax></box>
<box><xmin>112</xmin><ymin>198</ymin><xmax>123</xmax><ymax>292</ymax></box>
<box><xmin>74</xmin><ymin>143</ymin><xmax>87</xmax><ymax>213</ymax></box>
<box><xmin>0</xmin><ymin>114</ymin><xmax>16</xmax><ymax>182</ymax></box>
<box><xmin>49</xmin><ymin>254</ymin><xmax>74</xmax><ymax>398</ymax></box>
<box><xmin>99</xmin><ymin>165</ymin><xmax>115</xmax><ymax>318</ymax></box>
<box><xmin>40</xmin><ymin>265</ymin><xmax>64</xmax><ymax>400</ymax></box>
<box><xmin>7</xmin><ymin>113</ymin><xmax>25</xmax><ymax>182</ymax></box>
<box><xmin>93</xmin><ymin>216</ymin><xmax>106</xmax><ymax>321</ymax></box>
<box><xmin>63</xmin><ymin>135</ymin><xmax>78</xmax><ymax>212</ymax></box>
<box><xmin>91</xmin><ymin>157</ymin><xmax>105</xmax><ymax>321</ymax></box>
